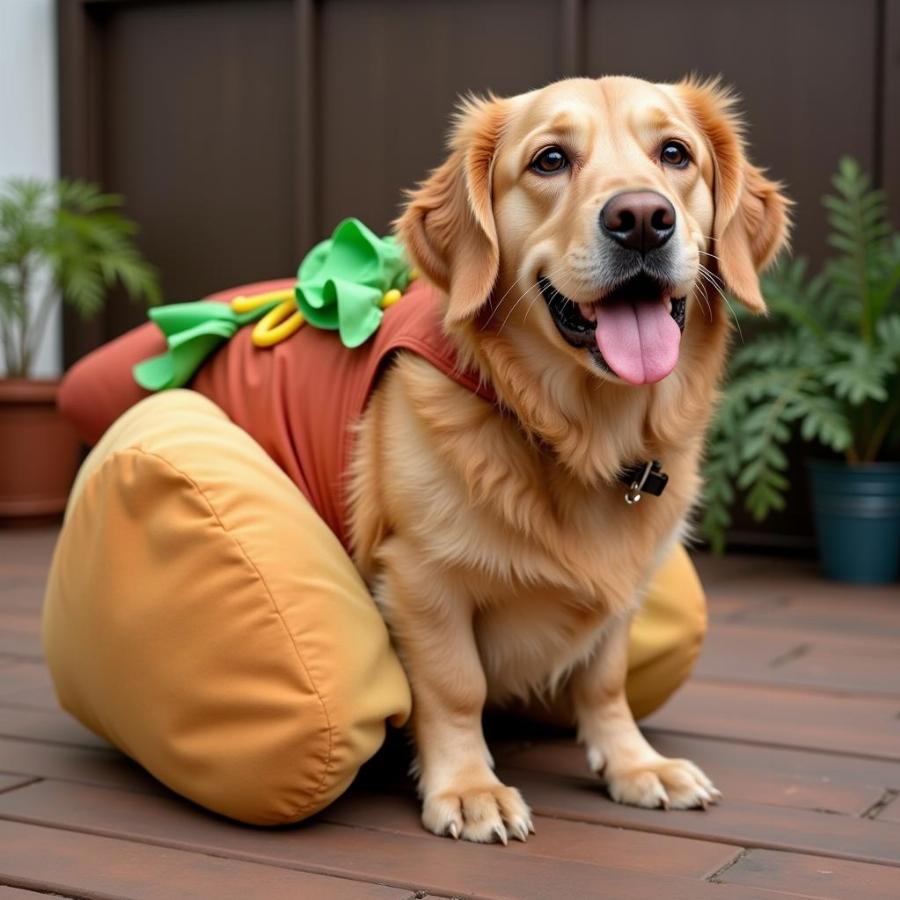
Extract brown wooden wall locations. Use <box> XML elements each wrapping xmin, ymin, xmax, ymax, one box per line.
<box><xmin>58</xmin><ymin>0</ymin><xmax>899</xmax><ymax>549</ymax></box>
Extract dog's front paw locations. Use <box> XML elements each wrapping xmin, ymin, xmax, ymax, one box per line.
<box><xmin>602</xmin><ymin>757</ymin><xmax>721</xmax><ymax>810</ymax></box>
<box><xmin>422</xmin><ymin>779</ymin><xmax>533</xmax><ymax>844</ymax></box>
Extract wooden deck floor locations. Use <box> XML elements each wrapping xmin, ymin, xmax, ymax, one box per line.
<box><xmin>0</xmin><ymin>527</ymin><xmax>898</xmax><ymax>899</ymax></box>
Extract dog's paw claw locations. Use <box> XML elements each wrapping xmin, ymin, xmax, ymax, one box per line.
<box><xmin>604</xmin><ymin>757</ymin><xmax>718</xmax><ymax>811</ymax></box>
<box><xmin>509</xmin><ymin>819</ymin><xmax>530</xmax><ymax>842</ymax></box>
<box><xmin>422</xmin><ymin>782</ymin><xmax>531</xmax><ymax>845</ymax></box>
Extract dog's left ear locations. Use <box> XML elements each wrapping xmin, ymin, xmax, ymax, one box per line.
<box><xmin>395</xmin><ymin>94</ymin><xmax>506</xmax><ymax>324</ymax></box>
<box><xmin>675</xmin><ymin>78</ymin><xmax>791</xmax><ymax>313</ymax></box>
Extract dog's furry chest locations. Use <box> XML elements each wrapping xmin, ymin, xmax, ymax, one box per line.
<box><xmin>350</xmin><ymin>357</ymin><xmax>699</xmax><ymax>702</ymax></box>
<box><xmin>471</xmin><ymin>579</ymin><xmax>619</xmax><ymax>703</ymax></box>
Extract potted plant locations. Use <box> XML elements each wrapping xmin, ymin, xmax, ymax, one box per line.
<box><xmin>702</xmin><ymin>158</ymin><xmax>900</xmax><ymax>584</ymax></box>
<box><xmin>0</xmin><ymin>178</ymin><xmax>159</xmax><ymax>522</ymax></box>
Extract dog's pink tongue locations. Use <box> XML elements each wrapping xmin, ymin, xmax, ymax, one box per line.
<box><xmin>595</xmin><ymin>297</ymin><xmax>681</xmax><ymax>385</ymax></box>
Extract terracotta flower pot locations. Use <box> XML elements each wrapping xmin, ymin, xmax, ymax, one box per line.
<box><xmin>0</xmin><ymin>379</ymin><xmax>81</xmax><ymax>523</ymax></box>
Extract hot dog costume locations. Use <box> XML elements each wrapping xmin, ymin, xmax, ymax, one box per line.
<box><xmin>47</xmin><ymin>218</ymin><xmax>707</xmax><ymax>827</ymax></box>
<box><xmin>61</xmin><ymin>219</ymin><xmax>494</xmax><ymax>549</ymax></box>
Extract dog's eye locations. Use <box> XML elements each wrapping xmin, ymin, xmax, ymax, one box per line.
<box><xmin>661</xmin><ymin>141</ymin><xmax>690</xmax><ymax>168</ymax></box>
<box><xmin>530</xmin><ymin>146</ymin><xmax>569</xmax><ymax>175</ymax></box>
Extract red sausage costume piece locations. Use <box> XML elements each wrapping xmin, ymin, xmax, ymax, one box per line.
<box><xmin>59</xmin><ymin>278</ymin><xmax>492</xmax><ymax>551</ymax></box>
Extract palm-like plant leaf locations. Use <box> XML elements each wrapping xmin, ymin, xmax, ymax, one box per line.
<box><xmin>701</xmin><ymin>157</ymin><xmax>900</xmax><ymax>551</ymax></box>
<box><xmin>0</xmin><ymin>177</ymin><xmax>160</xmax><ymax>375</ymax></box>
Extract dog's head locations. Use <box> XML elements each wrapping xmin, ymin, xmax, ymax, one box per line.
<box><xmin>397</xmin><ymin>76</ymin><xmax>790</xmax><ymax>392</ymax></box>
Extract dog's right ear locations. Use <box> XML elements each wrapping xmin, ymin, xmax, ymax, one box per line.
<box><xmin>395</xmin><ymin>94</ymin><xmax>507</xmax><ymax>324</ymax></box>
<box><xmin>674</xmin><ymin>77</ymin><xmax>791</xmax><ymax>314</ymax></box>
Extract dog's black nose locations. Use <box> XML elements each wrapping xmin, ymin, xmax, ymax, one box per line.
<box><xmin>600</xmin><ymin>190</ymin><xmax>676</xmax><ymax>254</ymax></box>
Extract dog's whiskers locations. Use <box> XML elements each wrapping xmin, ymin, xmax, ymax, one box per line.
<box><xmin>482</xmin><ymin>266</ymin><xmax>541</xmax><ymax>330</ymax></box>
<box><xmin>697</xmin><ymin>263</ymin><xmax>718</xmax><ymax>322</ymax></box>
<box><xmin>697</xmin><ymin>248</ymin><xmax>722</xmax><ymax>264</ymax></box>
<box><xmin>522</xmin><ymin>290</ymin><xmax>546</xmax><ymax>326</ymax></box>
<box><xmin>696</xmin><ymin>265</ymin><xmax>743</xmax><ymax>342</ymax></box>
<box><xmin>697</xmin><ymin>262</ymin><xmax>727</xmax><ymax>292</ymax></box>
<box><xmin>695</xmin><ymin>267</ymin><xmax>719</xmax><ymax>306</ymax></box>
<box><xmin>495</xmin><ymin>261</ymin><xmax>569</xmax><ymax>337</ymax></box>
<box><xmin>692</xmin><ymin>273</ymin><xmax>715</xmax><ymax>323</ymax></box>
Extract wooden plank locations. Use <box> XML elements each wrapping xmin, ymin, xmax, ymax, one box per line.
<box><xmin>0</xmin><ymin>780</ymin><xmax>811</xmax><ymax>900</ymax></box>
<box><xmin>0</xmin><ymin>887</ymin><xmax>74</xmax><ymax>900</ymax></box>
<box><xmin>639</xmin><ymin>730</ymin><xmax>900</xmax><ymax>794</ymax></box>
<box><xmin>57</xmin><ymin>0</ymin><xmax>118</xmax><ymax>364</ymax></box>
<box><xmin>882</xmin><ymin>0</ymin><xmax>900</xmax><ymax>231</ymax></box>
<box><xmin>0</xmin><ymin>736</ymin><xmax>161</xmax><ymax>795</ymax></box>
<box><xmin>0</xmin><ymin>614</ymin><xmax>42</xmax><ymax>662</ymax></box>
<box><xmin>875</xmin><ymin>793</ymin><xmax>900</xmax><ymax>825</ymax></box>
<box><xmin>697</xmin><ymin>553</ymin><xmax>900</xmax><ymax>606</ymax></box>
<box><xmin>694</xmin><ymin>552</ymin><xmax>800</xmax><ymax>589</ymax></box>
<box><xmin>292</xmin><ymin>0</ymin><xmax>320</xmax><ymax>257</ymax></box>
<box><xmin>695</xmin><ymin>623</ymin><xmax>900</xmax><ymax>698</ymax></box>
<box><xmin>497</xmin><ymin>766</ymin><xmax>900</xmax><ymax>868</ymax></box>
<box><xmin>318</xmin><ymin>0</ymin><xmax>561</xmax><ymax>236</ymax></box>
<box><xmin>0</xmin><ymin>707</ymin><xmax>109</xmax><ymax>751</ymax></box>
<box><xmin>0</xmin><ymin>529</ymin><xmax>59</xmax><ymax>572</ymax></box>
<box><xmin>0</xmin><ymin>575</ymin><xmax>44</xmax><ymax>616</ymax></box>
<box><xmin>558</xmin><ymin>0</ymin><xmax>586</xmax><ymax>76</ymax></box>
<box><xmin>501</xmin><ymin>735</ymin><xmax>892</xmax><ymax>816</ymax></box>
<box><xmin>0</xmin><ymin>663</ymin><xmax>49</xmax><ymax>691</ymax></box>
<box><xmin>0</xmin><ymin>775</ymin><xmax>35</xmax><ymax>796</ymax></box>
<box><xmin>0</xmin><ymin>612</ymin><xmax>41</xmax><ymax>632</ymax></box>
<box><xmin>0</xmin><ymin>819</ymin><xmax>409</xmax><ymax>900</ymax></box>
<box><xmin>0</xmin><ymin>664</ymin><xmax>57</xmax><ymax>712</ymax></box>
<box><xmin>718</xmin><ymin>848</ymin><xmax>900</xmax><ymax>899</ymax></box>
<box><xmin>774</xmin><ymin>644</ymin><xmax>900</xmax><ymax>698</ymax></box>
<box><xmin>701</xmin><ymin>571</ymin><xmax>900</xmax><ymax>642</ymax></box>
<box><xmin>0</xmin><ymin>684</ymin><xmax>58</xmax><ymax>713</ymax></box>
<box><xmin>644</xmin><ymin>681</ymin><xmax>900</xmax><ymax>760</ymax></box>
<box><xmin>721</xmin><ymin>594</ymin><xmax>900</xmax><ymax>641</ymax></box>
<box><xmin>695</xmin><ymin>624</ymin><xmax>807</xmax><ymax>683</ymax></box>
<box><xmin>323</xmin><ymin>789</ymin><xmax>740</xmax><ymax>880</ymax></box>
<box><xmin>0</xmin><ymin>685</ymin><xmax>58</xmax><ymax>713</ymax></box>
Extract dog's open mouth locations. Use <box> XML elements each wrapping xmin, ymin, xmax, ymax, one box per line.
<box><xmin>539</xmin><ymin>273</ymin><xmax>686</xmax><ymax>385</ymax></box>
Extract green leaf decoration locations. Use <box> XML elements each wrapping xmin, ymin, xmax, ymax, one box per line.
<box><xmin>133</xmin><ymin>218</ymin><xmax>412</xmax><ymax>390</ymax></box>
<box><xmin>295</xmin><ymin>218</ymin><xmax>410</xmax><ymax>348</ymax></box>
<box><xmin>133</xmin><ymin>301</ymin><xmax>276</xmax><ymax>391</ymax></box>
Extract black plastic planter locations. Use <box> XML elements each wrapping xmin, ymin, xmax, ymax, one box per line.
<box><xmin>808</xmin><ymin>460</ymin><xmax>900</xmax><ymax>585</ymax></box>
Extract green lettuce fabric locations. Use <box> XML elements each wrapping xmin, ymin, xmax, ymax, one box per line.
<box><xmin>296</xmin><ymin>218</ymin><xmax>410</xmax><ymax>347</ymax></box>
<box><xmin>133</xmin><ymin>301</ymin><xmax>277</xmax><ymax>392</ymax></box>
<box><xmin>133</xmin><ymin>218</ymin><xmax>411</xmax><ymax>392</ymax></box>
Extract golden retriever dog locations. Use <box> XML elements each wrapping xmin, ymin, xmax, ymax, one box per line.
<box><xmin>349</xmin><ymin>75</ymin><xmax>789</xmax><ymax>844</ymax></box>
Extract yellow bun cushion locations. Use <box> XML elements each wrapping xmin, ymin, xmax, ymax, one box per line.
<box><xmin>43</xmin><ymin>390</ymin><xmax>411</xmax><ymax>825</ymax></box>
<box><xmin>43</xmin><ymin>389</ymin><xmax>706</xmax><ymax>825</ymax></box>
<box><xmin>628</xmin><ymin>544</ymin><xmax>707</xmax><ymax>720</ymax></box>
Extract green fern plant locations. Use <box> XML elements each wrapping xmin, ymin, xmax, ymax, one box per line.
<box><xmin>702</xmin><ymin>157</ymin><xmax>900</xmax><ymax>552</ymax></box>
<box><xmin>0</xmin><ymin>178</ymin><xmax>160</xmax><ymax>378</ymax></box>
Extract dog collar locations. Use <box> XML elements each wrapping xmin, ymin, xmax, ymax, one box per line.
<box><xmin>620</xmin><ymin>459</ymin><xmax>668</xmax><ymax>504</ymax></box>
<box><xmin>471</xmin><ymin>385</ymin><xmax>669</xmax><ymax>505</ymax></box>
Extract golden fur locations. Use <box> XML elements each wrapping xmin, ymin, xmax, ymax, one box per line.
<box><xmin>348</xmin><ymin>76</ymin><xmax>790</xmax><ymax>844</ymax></box>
